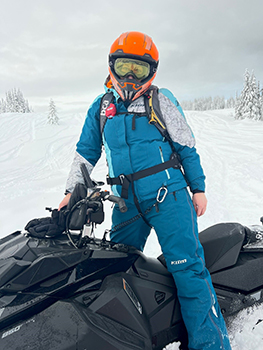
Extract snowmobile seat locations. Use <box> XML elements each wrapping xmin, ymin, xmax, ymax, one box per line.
<box><xmin>132</xmin><ymin>254</ymin><xmax>175</xmax><ymax>288</ymax></box>
<box><xmin>199</xmin><ymin>222</ymin><xmax>246</xmax><ymax>273</ymax></box>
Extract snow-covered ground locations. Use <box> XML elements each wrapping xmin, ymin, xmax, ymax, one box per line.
<box><xmin>0</xmin><ymin>108</ymin><xmax>263</xmax><ymax>349</ymax></box>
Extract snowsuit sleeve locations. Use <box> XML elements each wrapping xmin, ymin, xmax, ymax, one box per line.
<box><xmin>159</xmin><ymin>88</ymin><xmax>206</xmax><ymax>193</ymax></box>
<box><xmin>174</xmin><ymin>143</ymin><xmax>206</xmax><ymax>193</ymax></box>
<box><xmin>65</xmin><ymin>95</ymin><xmax>103</xmax><ymax>193</ymax></box>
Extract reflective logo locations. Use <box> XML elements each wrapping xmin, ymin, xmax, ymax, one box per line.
<box><xmin>128</xmin><ymin>96</ymin><xmax>145</xmax><ymax>113</ymax></box>
<box><xmin>1</xmin><ymin>318</ymin><xmax>35</xmax><ymax>339</ymax></box>
<box><xmin>2</xmin><ymin>325</ymin><xmax>22</xmax><ymax>338</ymax></box>
<box><xmin>101</xmin><ymin>100</ymin><xmax>110</xmax><ymax>116</ymax></box>
<box><xmin>171</xmin><ymin>259</ymin><xmax>187</xmax><ymax>265</ymax></box>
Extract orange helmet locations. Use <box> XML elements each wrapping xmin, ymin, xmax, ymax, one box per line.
<box><xmin>108</xmin><ymin>31</ymin><xmax>159</xmax><ymax>101</ymax></box>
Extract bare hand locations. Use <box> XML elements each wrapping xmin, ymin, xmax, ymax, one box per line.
<box><xmin>192</xmin><ymin>193</ymin><xmax>207</xmax><ymax>217</ymax></box>
<box><xmin>58</xmin><ymin>193</ymin><xmax>72</xmax><ymax>211</ymax></box>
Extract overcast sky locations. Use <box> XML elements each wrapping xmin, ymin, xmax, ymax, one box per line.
<box><xmin>1</xmin><ymin>0</ymin><xmax>263</xmax><ymax>113</ymax></box>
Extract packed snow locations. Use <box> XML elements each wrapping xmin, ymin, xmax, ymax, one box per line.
<box><xmin>0</xmin><ymin>108</ymin><xmax>263</xmax><ymax>349</ymax></box>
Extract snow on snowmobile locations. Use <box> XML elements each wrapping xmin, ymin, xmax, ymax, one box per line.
<box><xmin>0</xmin><ymin>165</ymin><xmax>263</xmax><ymax>350</ymax></box>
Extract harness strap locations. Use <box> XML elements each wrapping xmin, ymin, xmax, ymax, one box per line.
<box><xmin>130</xmin><ymin>179</ymin><xmax>152</xmax><ymax>227</ymax></box>
<box><xmin>107</xmin><ymin>153</ymin><xmax>181</xmax><ymax>199</ymax></box>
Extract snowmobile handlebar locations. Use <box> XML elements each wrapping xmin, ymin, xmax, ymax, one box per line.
<box><xmin>103</xmin><ymin>193</ymin><xmax>127</xmax><ymax>213</ymax></box>
<box><xmin>80</xmin><ymin>163</ymin><xmax>127</xmax><ymax>213</ymax></box>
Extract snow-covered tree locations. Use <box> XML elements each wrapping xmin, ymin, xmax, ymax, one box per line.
<box><xmin>211</xmin><ymin>96</ymin><xmax>225</xmax><ymax>110</ymax></box>
<box><xmin>0</xmin><ymin>88</ymin><xmax>32</xmax><ymax>113</ymax></box>
<box><xmin>5</xmin><ymin>90</ymin><xmax>14</xmax><ymax>112</ymax></box>
<box><xmin>235</xmin><ymin>91</ymin><xmax>243</xmax><ymax>120</ymax></box>
<box><xmin>204</xmin><ymin>96</ymin><xmax>213</xmax><ymax>110</ymax></box>
<box><xmin>180</xmin><ymin>100</ymin><xmax>193</xmax><ymax>111</ymax></box>
<box><xmin>193</xmin><ymin>98</ymin><xmax>203</xmax><ymax>111</ymax></box>
<box><xmin>226</xmin><ymin>96</ymin><xmax>235</xmax><ymax>108</ymax></box>
<box><xmin>181</xmin><ymin>95</ymin><xmax>231</xmax><ymax>111</ymax></box>
<box><xmin>0</xmin><ymin>98</ymin><xmax>6</xmax><ymax>113</ymax></box>
<box><xmin>235</xmin><ymin>69</ymin><xmax>262</xmax><ymax>121</ymax></box>
<box><xmin>48</xmin><ymin>99</ymin><xmax>59</xmax><ymax>125</ymax></box>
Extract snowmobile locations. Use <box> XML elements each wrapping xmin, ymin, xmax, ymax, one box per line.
<box><xmin>0</xmin><ymin>166</ymin><xmax>263</xmax><ymax>350</ymax></box>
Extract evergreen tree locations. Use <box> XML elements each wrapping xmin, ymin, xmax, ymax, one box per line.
<box><xmin>193</xmin><ymin>98</ymin><xmax>201</xmax><ymax>111</ymax></box>
<box><xmin>235</xmin><ymin>69</ymin><xmax>262</xmax><ymax>121</ymax></box>
<box><xmin>0</xmin><ymin>98</ymin><xmax>6</xmax><ymax>113</ymax></box>
<box><xmin>12</xmin><ymin>88</ymin><xmax>21</xmax><ymax>113</ymax></box>
<box><xmin>0</xmin><ymin>88</ymin><xmax>32</xmax><ymax>113</ymax></box>
<box><xmin>235</xmin><ymin>91</ymin><xmax>243</xmax><ymax>119</ymax></box>
<box><xmin>180</xmin><ymin>100</ymin><xmax>193</xmax><ymax>110</ymax></box>
<box><xmin>211</xmin><ymin>96</ymin><xmax>225</xmax><ymax>110</ymax></box>
<box><xmin>48</xmin><ymin>99</ymin><xmax>59</xmax><ymax>125</ymax></box>
<box><xmin>226</xmin><ymin>96</ymin><xmax>235</xmax><ymax>108</ymax></box>
<box><xmin>205</xmin><ymin>96</ymin><xmax>213</xmax><ymax>110</ymax></box>
<box><xmin>181</xmin><ymin>95</ymin><xmax>229</xmax><ymax>111</ymax></box>
<box><xmin>5</xmin><ymin>90</ymin><xmax>14</xmax><ymax>112</ymax></box>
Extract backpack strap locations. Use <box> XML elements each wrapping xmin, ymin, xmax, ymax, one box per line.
<box><xmin>144</xmin><ymin>86</ymin><xmax>177</xmax><ymax>153</ymax></box>
<box><xmin>100</xmin><ymin>87</ymin><xmax>181</xmax><ymax>161</ymax></box>
<box><xmin>100</xmin><ymin>91</ymin><xmax>115</xmax><ymax>134</ymax></box>
<box><xmin>144</xmin><ymin>86</ymin><xmax>166</xmax><ymax>134</ymax></box>
<box><xmin>100</xmin><ymin>87</ymin><xmax>170</xmax><ymax>143</ymax></box>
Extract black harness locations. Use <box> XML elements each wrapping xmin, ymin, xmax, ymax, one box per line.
<box><xmin>99</xmin><ymin>86</ymin><xmax>183</xmax><ymax>224</ymax></box>
<box><xmin>107</xmin><ymin>153</ymin><xmax>181</xmax><ymax>199</ymax></box>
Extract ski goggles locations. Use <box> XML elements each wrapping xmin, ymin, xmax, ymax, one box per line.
<box><xmin>114</xmin><ymin>58</ymin><xmax>150</xmax><ymax>80</ymax></box>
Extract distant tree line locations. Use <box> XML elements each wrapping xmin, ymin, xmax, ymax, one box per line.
<box><xmin>0</xmin><ymin>88</ymin><xmax>32</xmax><ymax>113</ymax></box>
<box><xmin>2</xmin><ymin>71</ymin><xmax>262</xmax><ymax>122</ymax></box>
<box><xmin>181</xmin><ymin>96</ymin><xmax>235</xmax><ymax>111</ymax></box>
<box><xmin>0</xmin><ymin>88</ymin><xmax>60</xmax><ymax>125</ymax></box>
<box><xmin>181</xmin><ymin>69</ymin><xmax>262</xmax><ymax>121</ymax></box>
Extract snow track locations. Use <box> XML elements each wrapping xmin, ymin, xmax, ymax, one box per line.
<box><xmin>186</xmin><ymin>110</ymin><xmax>263</xmax><ymax>229</ymax></box>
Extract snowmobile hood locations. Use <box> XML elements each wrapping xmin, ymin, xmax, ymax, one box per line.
<box><xmin>0</xmin><ymin>231</ymin><xmax>139</xmax><ymax>294</ymax></box>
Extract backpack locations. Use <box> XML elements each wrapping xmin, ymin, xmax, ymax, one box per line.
<box><xmin>100</xmin><ymin>86</ymin><xmax>172</xmax><ymax>146</ymax></box>
<box><xmin>99</xmin><ymin>86</ymin><xmax>184</xmax><ymax>200</ymax></box>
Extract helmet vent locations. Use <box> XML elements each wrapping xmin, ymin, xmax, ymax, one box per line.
<box><xmin>118</xmin><ymin>32</ymin><xmax>127</xmax><ymax>46</ymax></box>
<box><xmin>144</xmin><ymin>35</ymin><xmax>152</xmax><ymax>50</ymax></box>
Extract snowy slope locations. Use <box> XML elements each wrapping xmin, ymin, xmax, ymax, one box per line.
<box><xmin>0</xmin><ymin>109</ymin><xmax>263</xmax><ymax>349</ymax></box>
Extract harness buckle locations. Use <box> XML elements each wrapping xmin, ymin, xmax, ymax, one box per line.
<box><xmin>170</xmin><ymin>152</ymin><xmax>181</xmax><ymax>169</ymax></box>
<box><xmin>119</xmin><ymin>174</ymin><xmax>125</xmax><ymax>185</ymax></box>
<box><xmin>156</xmin><ymin>186</ymin><xmax>168</xmax><ymax>203</ymax></box>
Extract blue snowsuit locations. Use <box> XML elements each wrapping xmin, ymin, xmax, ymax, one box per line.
<box><xmin>66</xmin><ymin>85</ymin><xmax>231</xmax><ymax>350</ymax></box>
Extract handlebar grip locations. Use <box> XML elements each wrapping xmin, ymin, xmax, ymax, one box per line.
<box><xmin>108</xmin><ymin>195</ymin><xmax>128</xmax><ymax>213</ymax></box>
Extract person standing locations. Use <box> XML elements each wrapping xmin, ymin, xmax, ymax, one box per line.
<box><xmin>59</xmin><ymin>31</ymin><xmax>231</xmax><ymax>350</ymax></box>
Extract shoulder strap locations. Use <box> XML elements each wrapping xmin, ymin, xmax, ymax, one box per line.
<box><xmin>144</xmin><ymin>86</ymin><xmax>176</xmax><ymax>153</ymax></box>
<box><xmin>145</xmin><ymin>87</ymin><xmax>165</xmax><ymax>131</ymax></box>
<box><xmin>100</xmin><ymin>91</ymin><xmax>114</xmax><ymax>134</ymax></box>
<box><xmin>100</xmin><ymin>88</ymin><xmax>175</xmax><ymax>153</ymax></box>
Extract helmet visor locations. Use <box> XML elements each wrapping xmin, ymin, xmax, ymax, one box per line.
<box><xmin>114</xmin><ymin>58</ymin><xmax>150</xmax><ymax>80</ymax></box>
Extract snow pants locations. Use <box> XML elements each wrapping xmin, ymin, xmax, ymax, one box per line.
<box><xmin>110</xmin><ymin>188</ymin><xmax>231</xmax><ymax>350</ymax></box>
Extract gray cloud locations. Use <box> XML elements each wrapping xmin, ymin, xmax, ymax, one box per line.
<box><xmin>1</xmin><ymin>0</ymin><xmax>263</xmax><ymax>112</ymax></box>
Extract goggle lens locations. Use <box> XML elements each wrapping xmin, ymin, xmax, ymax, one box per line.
<box><xmin>114</xmin><ymin>58</ymin><xmax>150</xmax><ymax>80</ymax></box>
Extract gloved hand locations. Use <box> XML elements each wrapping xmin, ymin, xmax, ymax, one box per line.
<box><xmin>25</xmin><ymin>209</ymin><xmax>68</xmax><ymax>238</ymax></box>
<box><xmin>25</xmin><ymin>183</ymin><xmax>88</xmax><ymax>237</ymax></box>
